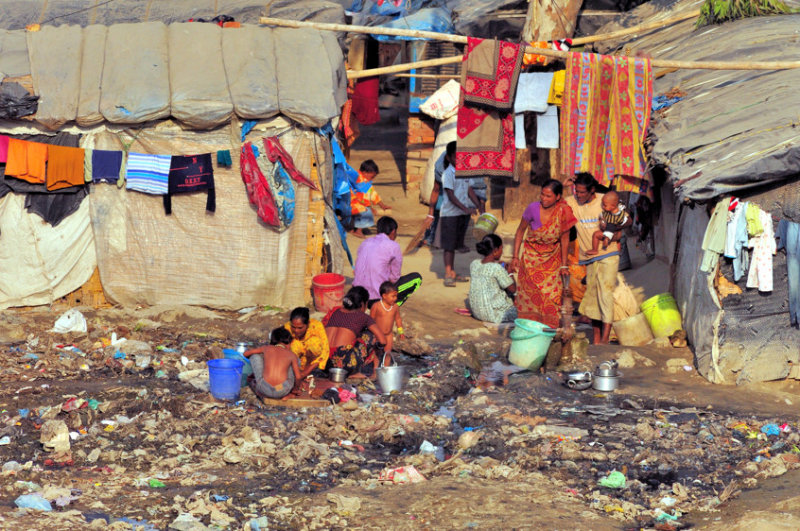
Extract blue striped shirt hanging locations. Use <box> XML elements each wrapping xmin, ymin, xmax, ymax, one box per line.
<box><xmin>125</xmin><ymin>152</ymin><xmax>171</xmax><ymax>195</ymax></box>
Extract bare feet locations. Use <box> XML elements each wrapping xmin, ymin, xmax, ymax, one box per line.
<box><xmin>585</xmin><ymin>249</ymin><xmax>599</xmax><ymax>256</ymax></box>
<box><xmin>352</xmin><ymin>229</ymin><xmax>367</xmax><ymax>239</ymax></box>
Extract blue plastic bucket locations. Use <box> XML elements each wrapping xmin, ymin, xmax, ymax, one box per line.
<box><xmin>223</xmin><ymin>349</ymin><xmax>253</xmax><ymax>387</ymax></box>
<box><xmin>207</xmin><ymin>358</ymin><xmax>245</xmax><ymax>400</ymax></box>
<box><xmin>508</xmin><ymin>318</ymin><xmax>556</xmax><ymax>371</ymax></box>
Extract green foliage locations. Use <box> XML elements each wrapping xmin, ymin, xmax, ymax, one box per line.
<box><xmin>696</xmin><ymin>0</ymin><xmax>792</xmax><ymax>26</ymax></box>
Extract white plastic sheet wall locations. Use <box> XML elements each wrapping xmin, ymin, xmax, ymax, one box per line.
<box><xmin>27</xmin><ymin>24</ymin><xmax>83</xmax><ymax>129</ymax></box>
<box><xmin>0</xmin><ymin>192</ymin><xmax>96</xmax><ymax>309</ymax></box>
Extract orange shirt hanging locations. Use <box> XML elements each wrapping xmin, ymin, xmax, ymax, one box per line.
<box><xmin>47</xmin><ymin>145</ymin><xmax>86</xmax><ymax>191</ymax></box>
<box><xmin>5</xmin><ymin>139</ymin><xmax>48</xmax><ymax>184</ymax></box>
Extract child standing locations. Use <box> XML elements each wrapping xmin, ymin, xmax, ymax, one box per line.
<box><xmin>350</xmin><ymin>159</ymin><xmax>391</xmax><ymax>238</ymax></box>
<box><xmin>586</xmin><ymin>191</ymin><xmax>628</xmax><ymax>256</ymax></box>
<box><xmin>370</xmin><ymin>281</ymin><xmax>404</xmax><ymax>355</ymax></box>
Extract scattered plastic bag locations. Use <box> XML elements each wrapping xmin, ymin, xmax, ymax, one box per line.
<box><xmin>379</xmin><ymin>466</ymin><xmax>427</xmax><ymax>484</ymax></box>
<box><xmin>50</xmin><ymin>309</ymin><xmax>87</xmax><ymax>334</ymax></box>
<box><xmin>40</xmin><ymin>420</ymin><xmax>70</xmax><ymax>453</ymax></box>
<box><xmin>598</xmin><ymin>470</ymin><xmax>626</xmax><ymax>489</ymax></box>
<box><xmin>15</xmin><ymin>493</ymin><xmax>52</xmax><ymax>511</ymax></box>
<box><xmin>761</xmin><ymin>424</ymin><xmax>781</xmax><ymax>436</ymax></box>
<box><xmin>419</xmin><ymin>79</ymin><xmax>460</xmax><ymax>120</ymax></box>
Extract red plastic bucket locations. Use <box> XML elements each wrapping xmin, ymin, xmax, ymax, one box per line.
<box><xmin>311</xmin><ymin>273</ymin><xmax>345</xmax><ymax>313</ymax></box>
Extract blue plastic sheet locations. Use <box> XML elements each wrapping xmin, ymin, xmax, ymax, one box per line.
<box><xmin>371</xmin><ymin>8</ymin><xmax>454</xmax><ymax>41</ymax></box>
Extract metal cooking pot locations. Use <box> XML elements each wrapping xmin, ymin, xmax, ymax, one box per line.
<box><xmin>592</xmin><ymin>373</ymin><xmax>622</xmax><ymax>392</ymax></box>
<box><xmin>328</xmin><ymin>368</ymin><xmax>347</xmax><ymax>383</ymax></box>
<box><xmin>596</xmin><ymin>360</ymin><xmax>619</xmax><ymax>377</ymax></box>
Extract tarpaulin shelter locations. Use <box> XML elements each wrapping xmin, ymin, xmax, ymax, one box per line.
<box><xmin>594</xmin><ymin>0</ymin><xmax>800</xmax><ymax>383</ymax></box>
<box><xmin>0</xmin><ymin>9</ymin><xmax>350</xmax><ymax>310</ymax></box>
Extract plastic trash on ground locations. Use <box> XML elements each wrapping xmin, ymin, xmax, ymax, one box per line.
<box><xmin>50</xmin><ymin>309</ymin><xmax>87</xmax><ymax>334</ymax></box>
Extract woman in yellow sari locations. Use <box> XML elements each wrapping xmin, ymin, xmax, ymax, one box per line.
<box><xmin>511</xmin><ymin>179</ymin><xmax>577</xmax><ymax>328</ymax></box>
<box><xmin>284</xmin><ymin>307</ymin><xmax>329</xmax><ymax>376</ymax></box>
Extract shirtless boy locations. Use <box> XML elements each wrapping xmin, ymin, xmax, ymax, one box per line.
<box><xmin>243</xmin><ymin>327</ymin><xmax>301</xmax><ymax>400</ymax></box>
<box><xmin>370</xmin><ymin>281</ymin><xmax>405</xmax><ymax>353</ymax></box>
<box><xmin>586</xmin><ymin>191</ymin><xmax>629</xmax><ymax>256</ymax></box>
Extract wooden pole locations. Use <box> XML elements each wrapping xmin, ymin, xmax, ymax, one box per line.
<box><xmin>347</xmin><ymin>55</ymin><xmax>463</xmax><ymax>79</ymax></box>
<box><xmin>391</xmin><ymin>73</ymin><xmax>459</xmax><ymax>79</ymax></box>
<box><xmin>262</xmin><ymin>15</ymin><xmax>800</xmax><ymax>73</ymax></box>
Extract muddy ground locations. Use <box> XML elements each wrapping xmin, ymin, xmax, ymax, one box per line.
<box><xmin>1</xmin><ymin>305</ymin><xmax>800</xmax><ymax>530</ymax></box>
<box><xmin>2</xmin><ymin>117</ymin><xmax>800</xmax><ymax>529</ymax></box>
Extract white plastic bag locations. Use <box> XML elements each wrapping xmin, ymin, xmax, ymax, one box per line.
<box><xmin>50</xmin><ymin>309</ymin><xmax>87</xmax><ymax>334</ymax></box>
<box><xmin>419</xmin><ymin>79</ymin><xmax>461</xmax><ymax>120</ymax></box>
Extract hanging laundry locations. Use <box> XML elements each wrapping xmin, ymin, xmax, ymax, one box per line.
<box><xmin>216</xmin><ymin>150</ymin><xmax>232</xmax><ymax>168</ymax></box>
<box><xmin>351</xmin><ymin>77</ymin><xmax>380</xmax><ymax>125</ymax></box>
<box><xmin>164</xmin><ymin>153</ymin><xmax>216</xmax><ymax>215</ymax></box>
<box><xmin>514</xmin><ymin>73</ymin><xmax>553</xmax><ymax>113</ymax></box>
<box><xmin>547</xmin><ymin>70</ymin><xmax>565</xmax><ymax>106</ymax></box>
<box><xmin>777</xmin><ymin>219</ymin><xmax>800</xmax><ymax>327</ymax></box>
<box><xmin>83</xmin><ymin>148</ymin><xmax>92</xmax><ymax>183</ymax></box>
<box><xmin>461</xmin><ymin>37</ymin><xmax>524</xmax><ymax>111</ymax></box>
<box><xmin>240</xmin><ymin>142</ymin><xmax>280</xmax><ymax>227</ymax></box>
<box><xmin>262</xmin><ymin>137</ymin><xmax>318</xmax><ymax>190</ymax></box>
<box><xmin>745</xmin><ymin>202</ymin><xmax>764</xmax><ymax>236</ymax></box>
<box><xmin>536</xmin><ymin>105</ymin><xmax>559</xmax><ymax>149</ymax></box>
<box><xmin>0</xmin><ymin>135</ymin><xmax>9</xmax><ymax>162</ymax></box>
<box><xmin>700</xmin><ymin>197</ymin><xmax>731</xmax><ymax>273</ymax></box>
<box><xmin>5</xmin><ymin>139</ymin><xmax>48</xmax><ymax>184</ymax></box>
<box><xmin>522</xmin><ymin>41</ymin><xmax>550</xmax><ymax>67</ymax></box>
<box><xmin>25</xmin><ymin>187</ymin><xmax>88</xmax><ymax>227</ymax></box>
<box><xmin>91</xmin><ymin>149</ymin><xmax>123</xmax><ymax>183</ymax></box>
<box><xmin>46</xmin><ymin>144</ymin><xmax>85</xmax><ymax>191</ymax></box>
<box><xmin>724</xmin><ymin>201</ymin><xmax>749</xmax><ymax>281</ymax></box>
<box><xmin>560</xmin><ymin>52</ymin><xmax>653</xmax><ymax>189</ymax></box>
<box><xmin>241</xmin><ymin>120</ymin><xmax>257</xmax><ymax>142</ymax></box>
<box><xmin>117</xmin><ymin>151</ymin><xmax>127</xmax><ymax>189</ymax></box>
<box><xmin>455</xmin><ymin>37</ymin><xmax>522</xmax><ymax>179</ymax></box>
<box><xmin>746</xmin><ymin>209</ymin><xmax>775</xmax><ymax>292</ymax></box>
<box><xmin>125</xmin><ymin>152</ymin><xmax>171</xmax><ymax>195</ymax></box>
<box><xmin>455</xmin><ymin>106</ymin><xmax>516</xmax><ymax>179</ymax></box>
<box><xmin>514</xmin><ymin>113</ymin><xmax>526</xmax><ymax>149</ymax></box>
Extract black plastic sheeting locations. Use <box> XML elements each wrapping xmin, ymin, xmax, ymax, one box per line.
<box><xmin>0</xmin><ymin>82</ymin><xmax>38</xmax><ymax>119</ymax></box>
<box><xmin>593</xmin><ymin>6</ymin><xmax>800</xmax><ymax>204</ymax></box>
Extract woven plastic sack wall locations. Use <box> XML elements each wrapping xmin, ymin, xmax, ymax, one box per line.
<box><xmin>100</xmin><ymin>22</ymin><xmax>170</xmax><ymax>123</ymax></box>
<box><xmin>27</xmin><ymin>24</ymin><xmax>83</xmax><ymax>130</ymax></box>
<box><xmin>221</xmin><ymin>25</ymin><xmax>279</xmax><ymax>120</ymax></box>
<box><xmin>85</xmin><ymin>122</ymin><xmax>323</xmax><ymax>309</ymax></box>
<box><xmin>0</xmin><ymin>192</ymin><xmax>96</xmax><ymax>310</ymax></box>
<box><xmin>274</xmin><ymin>27</ymin><xmax>339</xmax><ymax>128</ymax></box>
<box><xmin>169</xmin><ymin>23</ymin><xmax>233</xmax><ymax>130</ymax></box>
<box><xmin>76</xmin><ymin>25</ymin><xmax>108</xmax><ymax>127</ymax></box>
<box><xmin>0</xmin><ymin>30</ymin><xmax>29</xmax><ymax>78</ymax></box>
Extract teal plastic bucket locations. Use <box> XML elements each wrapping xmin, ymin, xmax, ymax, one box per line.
<box><xmin>223</xmin><ymin>349</ymin><xmax>253</xmax><ymax>387</ymax></box>
<box><xmin>207</xmin><ymin>358</ymin><xmax>245</xmax><ymax>400</ymax></box>
<box><xmin>508</xmin><ymin>318</ymin><xmax>556</xmax><ymax>370</ymax></box>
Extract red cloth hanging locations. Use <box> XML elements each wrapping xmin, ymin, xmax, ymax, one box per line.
<box><xmin>351</xmin><ymin>77</ymin><xmax>380</xmax><ymax>125</ymax></box>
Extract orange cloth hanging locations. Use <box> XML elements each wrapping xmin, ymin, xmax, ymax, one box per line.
<box><xmin>5</xmin><ymin>139</ymin><xmax>48</xmax><ymax>184</ymax></box>
<box><xmin>47</xmin><ymin>144</ymin><xmax>86</xmax><ymax>191</ymax></box>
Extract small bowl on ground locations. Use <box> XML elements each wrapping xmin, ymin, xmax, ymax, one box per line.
<box><xmin>328</xmin><ymin>368</ymin><xmax>347</xmax><ymax>383</ymax></box>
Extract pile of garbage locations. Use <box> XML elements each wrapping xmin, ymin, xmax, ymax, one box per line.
<box><xmin>0</xmin><ymin>307</ymin><xmax>798</xmax><ymax>528</ymax></box>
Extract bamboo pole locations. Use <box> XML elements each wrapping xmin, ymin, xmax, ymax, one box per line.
<box><xmin>348</xmin><ymin>55</ymin><xmax>463</xmax><ymax>79</ymax></box>
<box><xmin>262</xmin><ymin>15</ymin><xmax>800</xmax><ymax>73</ymax></box>
<box><xmin>391</xmin><ymin>73</ymin><xmax>459</xmax><ymax>79</ymax></box>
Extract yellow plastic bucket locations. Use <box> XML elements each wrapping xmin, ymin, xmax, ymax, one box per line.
<box><xmin>640</xmin><ymin>293</ymin><xmax>682</xmax><ymax>338</ymax></box>
<box><xmin>473</xmin><ymin>212</ymin><xmax>499</xmax><ymax>239</ymax></box>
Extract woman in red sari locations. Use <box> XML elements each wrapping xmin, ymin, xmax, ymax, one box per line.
<box><xmin>510</xmin><ymin>179</ymin><xmax>577</xmax><ymax>328</ymax></box>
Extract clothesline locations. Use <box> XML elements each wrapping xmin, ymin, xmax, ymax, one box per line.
<box><xmin>259</xmin><ymin>15</ymin><xmax>800</xmax><ymax>79</ymax></box>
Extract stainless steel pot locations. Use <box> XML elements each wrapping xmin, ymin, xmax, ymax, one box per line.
<box><xmin>596</xmin><ymin>360</ymin><xmax>619</xmax><ymax>377</ymax></box>
<box><xmin>328</xmin><ymin>368</ymin><xmax>347</xmax><ymax>383</ymax></box>
<box><xmin>592</xmin><ymin>373</ymin><xmax>621</xmax><ymax>391</ymax></box>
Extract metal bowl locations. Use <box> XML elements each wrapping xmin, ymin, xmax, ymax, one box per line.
<box><xmin>593</xmin><ymin>373</ymin><xmax>622</xmax><ymax>392</ymax></box>
<box><xmin>596</xmin><ymin>361</ymin><xmax>619</xmax><ymax>377</ymax></box>
<box><xmin>565</xmin><ymin>371</ymin><xmax>593</xmax><ymax>391</ymax></box>
<box><xmin>328</xmin><ymin>368</ymin><xmax>347</xmax><ymax>383</ymax></box>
